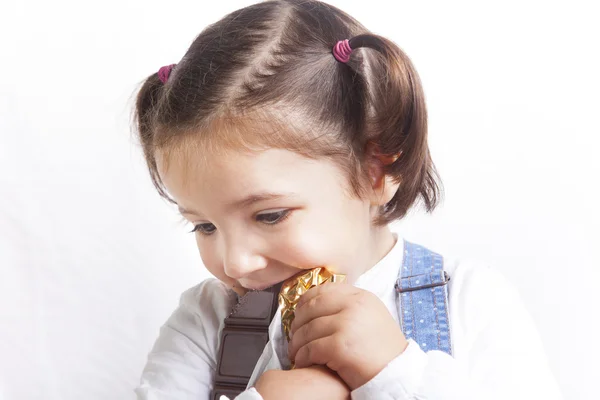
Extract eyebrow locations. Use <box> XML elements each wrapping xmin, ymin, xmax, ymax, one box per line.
<box><xmin>177</xmin><ymin>192</ymin><xmax>293</xmax><ymax>215</ymax></box>
<box><xmin>177</xmin><ymin>205</ymin><xmax>200</xmax><ymax>215</ymax></box>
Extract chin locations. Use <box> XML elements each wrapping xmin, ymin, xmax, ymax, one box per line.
<box><xmin>241</xmin><ymin>281</ymin><xmax>282</xmax><ymax>291</ymax></box>
<box><xmin>240</xmin><ymin>271</ymin><xmax>302</xmax><ymax>292</ymax></box>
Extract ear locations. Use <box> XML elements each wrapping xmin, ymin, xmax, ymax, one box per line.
<box><xmin>365</xmin><ymin>142</ymin><xmax>401</xmax><ymax>206</ymax></box>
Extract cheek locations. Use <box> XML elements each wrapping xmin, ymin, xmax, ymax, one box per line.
<box><xmin>272</xmin><ymin>207</ymin><xmax>368</xmax><ymax>274</ymax></box>
<box><xmin>276</xmin><ymin>232</ymin><xmax>354</xmax><ymax>276</ymax></box>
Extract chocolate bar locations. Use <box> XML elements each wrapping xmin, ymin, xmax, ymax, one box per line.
<box><xmin>279</xmin><ymin>268</ymin><xmax>346</xmax><ymax>342</ymax></box>
<box><xmin>211</xmin><ymin>284</ymin><xmax>280</xmax><ymax>400</ymax></box>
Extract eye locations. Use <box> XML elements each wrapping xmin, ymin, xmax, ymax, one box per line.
<box><xmin>255</xmin><ymin>209</ymin><xmax>291</xmax><ymax>225</ymax></box>
<box><xmin>190</xmin><ymin>222</ymin><xmax>217</xmax><ymax>235</ymax></box>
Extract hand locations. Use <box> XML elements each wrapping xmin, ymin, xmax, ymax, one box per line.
<box><xmin>254</xmin><ymin>365</ymin><xmax>350</xmax><ymax>400</ymax></box>
<box><xmin>288</xmin><ymin>283</ymin><xmax>409</xmax><ymax>390</ymax></box>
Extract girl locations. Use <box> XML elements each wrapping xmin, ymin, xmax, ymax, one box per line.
<box><xmin>133</xmin><ymin>1</ymin><xmax>562</xmax><ymax>399</ymax></box>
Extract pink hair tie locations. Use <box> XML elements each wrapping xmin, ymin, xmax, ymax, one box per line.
<box><xmin>333</xmin><ymin>39</ymin><xmax>353</xmax><ymax>63</ymax></box>
<box><xmin>158</xmin><ymin>64</ymin><xmax>176</xmax><ymax>84</ymax></box>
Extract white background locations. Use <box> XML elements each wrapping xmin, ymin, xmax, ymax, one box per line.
<box><xmin>1</xmin><ymin>0</ymin><xmax>598</xmax><ymax>399</ymax></box>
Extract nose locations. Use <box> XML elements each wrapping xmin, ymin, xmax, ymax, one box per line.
<box><xmin>221</xmin><ymin>236</ymin><xmax>268</xmax><ymax>280</ymax></box>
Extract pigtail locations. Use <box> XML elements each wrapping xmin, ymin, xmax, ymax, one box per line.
<box><xmin>133</xmin><ymin>73</ymin><xmax>173</xmax><ymax>202</ymax></box>
<box><xmin>350</xmin><ymin>34</ymin><xmax>442</xmax><ymax>222</ymax></box>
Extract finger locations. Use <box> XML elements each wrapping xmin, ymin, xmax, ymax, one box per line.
<box><xmin>296</xmin><ymin>281</ymin><xmax>355</xmax><ymax>309</ymax></box>
<box><xmin>294</xmin><ymin>335</ymin><xmax>341</xmax><ymax>370</ymax></box>
<box><xmin>290</xmin><ymin>291</ymin><xmax>347</xmax><ymax>335</ymax></box>
<box><xmin>289</xmin><ymin>314</ymin><xmax>338</xmax><ymax>361</ymax></box>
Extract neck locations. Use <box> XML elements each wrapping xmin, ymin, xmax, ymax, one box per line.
<box><xmin>347</xmin><ymin>225</ymin><xmax>396</xmax><ymax>283</ymax></box>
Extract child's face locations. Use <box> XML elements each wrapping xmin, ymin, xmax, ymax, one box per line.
<box><xmin>157</xmin><ymin>147</ymin><xmax>394</xmax><ymax>293</ymax></box>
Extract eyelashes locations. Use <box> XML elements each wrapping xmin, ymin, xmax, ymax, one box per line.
<box><xmin>190</xmin><ymin>209</ymin><xmax>293</xmax><ymax>236</ymax></box>
<box><xmin>190</xmin><ymin>222</ymin><xmax>216</xmax><ymax>235</ymax></box>
<box><xmin>255</xmin><ymin>209</ymin><xmax>292</xmax><ymax>225</ymax></box>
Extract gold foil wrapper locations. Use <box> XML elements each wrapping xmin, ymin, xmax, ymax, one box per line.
<box><xmin>278</xmin><ymin>267</ymin><xmax>346</xmax><ymax>342</ymax></box>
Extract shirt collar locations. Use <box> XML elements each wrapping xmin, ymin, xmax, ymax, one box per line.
<box><xmin>353</xmin><ymin>234</ymin><xmax>404</xmax><ymax>298</ymax></box>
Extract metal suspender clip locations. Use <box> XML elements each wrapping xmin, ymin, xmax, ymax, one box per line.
<box><xmin>395</xmin><ymin>271</ymin><xmax>450</xmax><ymax>293</ymax></box>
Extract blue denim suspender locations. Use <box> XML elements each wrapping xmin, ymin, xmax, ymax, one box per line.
<box><xmin>395</xmin><ymin>240</ymin><xmax>453</xmax><ymax>355</ymax></box>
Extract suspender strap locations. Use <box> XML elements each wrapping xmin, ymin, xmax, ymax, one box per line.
<box><xmin>396</xmin><ymin>240</ymin><xmax>453</xmax><ymax>355</ymax></box>
<box><xmin>212</xmin><ymin>286</ymin><xmax>280</xmax><ymax>400</ymax></box>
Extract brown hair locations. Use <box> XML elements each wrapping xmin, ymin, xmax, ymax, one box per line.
<box><xmin>133</xmin><ymin>0</ymin><xmax>441</xmax><ymax>224</ymax></box>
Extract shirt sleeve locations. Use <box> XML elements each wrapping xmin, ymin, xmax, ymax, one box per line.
<box><xmin>134</xmin><ymin>279</ymin><xmax>266</xmax><ymax>400</ymax></box>
<box><xmin>351</xmin><ymin>262</ymin><xmax>563</xmax><ymax>400</ymax></box>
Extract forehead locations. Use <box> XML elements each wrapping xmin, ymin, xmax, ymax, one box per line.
<box><xmin>156</xmin><ymin>144</ymin><xmax>351</xmax><ymax>210</ymax></box>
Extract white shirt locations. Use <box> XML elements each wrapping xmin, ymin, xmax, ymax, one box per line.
<box><xmin>135</xmin><ymin>237</ymin><xmax>563</xmax><ymax>399</ymax></box>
